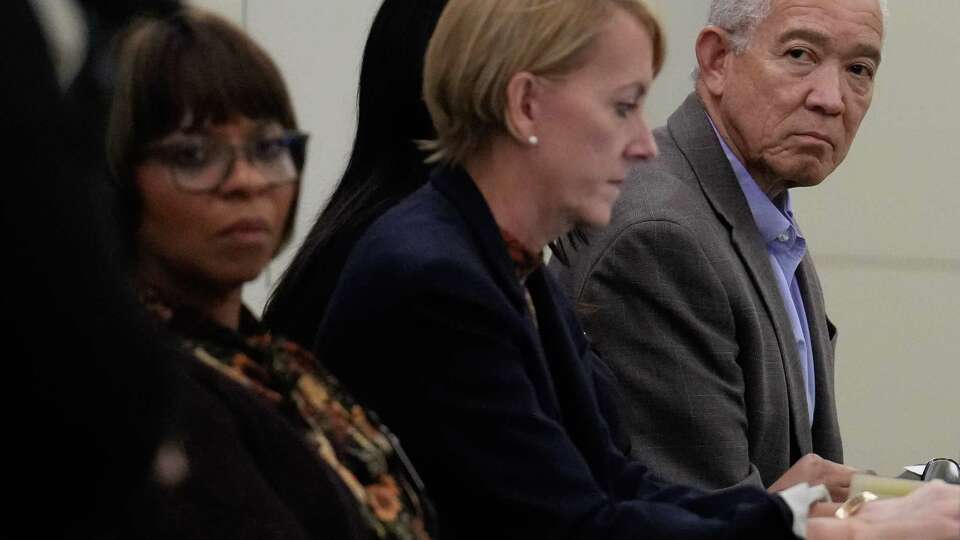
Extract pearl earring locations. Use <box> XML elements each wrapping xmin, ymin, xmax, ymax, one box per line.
<box><xmin>528</xmin><ymin>135</ymin><xmax>539</xmax><ymax>146</ymax></box>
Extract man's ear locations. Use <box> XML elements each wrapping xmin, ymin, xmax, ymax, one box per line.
<box><xmin>696</xmin><ymin>26</ymin><xmax>734</xmax><ymax>97</ymax></box>
<box><xmin>504</xmin><ymin>71</ymin><xmax>540</xmax><ymax>144</ymax></box>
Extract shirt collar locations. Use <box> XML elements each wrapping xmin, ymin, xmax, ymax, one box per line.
<box><xmin>498</xmin><ymin>227</ymin><xmax>543</xmax><ymax>281</ymax></box>
<box><xmin>708</xmin><ymin>118</ymin><xmax>799</xmax><ymax>245</ymax></box>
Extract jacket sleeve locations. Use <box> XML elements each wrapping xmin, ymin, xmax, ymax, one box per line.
<box><xmin>586</xmin><ymin>345</ymin><xmax>633</xmax><ymax>456</ymax></box>
<box><xmin>571</xmin><ymin>218</ymin><xmax>766</xmax><ymax>492</ymax></box>
<box><xmin>317</xmin><ymin>252</ymin><xmax>792</xmax><ymax>540</ymax></box>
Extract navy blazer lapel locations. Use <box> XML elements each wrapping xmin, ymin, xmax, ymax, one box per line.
<box><xmin>430</xmin><ymin>166</ymin><xmax>528</xmax><ymax>311</ymax></box>
<box><xmin>667</xmin><ymin>93</ymin><xmax>814</xmax><ymax>454</ymax></box>
<box><xmin>526</xmin><ymin>269</ymin><xmax>616</xmax><ymax>483</ymax></box>
<box><xmin>430</xmin><ymin>166</ymin><xmax>565</xmax><ymax>419</ymax></box>
<box><xmin>527</xmin><ymin>270</ymin><xmax>594</xmax><ymax>413</ymax></box>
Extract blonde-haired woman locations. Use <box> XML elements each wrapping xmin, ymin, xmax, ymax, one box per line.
<box><xmin>314</xmin><ymin>1</ymin><xmax>960</xmax><ymax>539</ymax></box>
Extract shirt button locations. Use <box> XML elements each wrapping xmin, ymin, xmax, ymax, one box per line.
<box><xmin>777</xmin><ymin>233</ymin><xmax>790</xmax><ymax>242</ymax></box>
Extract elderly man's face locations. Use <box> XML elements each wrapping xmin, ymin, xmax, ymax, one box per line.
<box><xmin>717</xmin><ymin>0</ymin><xmax>883</xmax><ymax>194</ymax></box>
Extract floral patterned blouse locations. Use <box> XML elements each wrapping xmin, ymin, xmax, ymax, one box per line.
<box><xmin>142</xmin><ymin>290</ymin><xmax>435</xmax><ymax>540</ymax></box>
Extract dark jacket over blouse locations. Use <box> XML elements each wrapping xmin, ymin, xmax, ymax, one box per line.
<box><xmin>135</xmin><ymin>294</ymin><xmax>435</xmax><ymax>540</ymax></box>
<box><xmin>315</xmin><ymin>166</ymin><xmax>797</xmax><ymax>539</ymax></box>
<box><xmin>126</xmin><ymin>351</ymin><xmax>370</xmax><ymax>540</ymax></box>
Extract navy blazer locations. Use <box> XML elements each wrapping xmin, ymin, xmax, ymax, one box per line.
<box><xmin>315</xmin><ymin>166</ymin><xmax>796</xmax><ymax>539</ymax></box>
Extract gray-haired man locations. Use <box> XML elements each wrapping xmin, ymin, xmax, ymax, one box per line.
<box><xmin>553</xmin><ymin>0</ymin><xmax>885</xmax><ymax>500</ymax></box>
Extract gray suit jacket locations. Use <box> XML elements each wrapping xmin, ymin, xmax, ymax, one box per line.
<box><xmin>551</xmin><ymin>93</ymin><xmax>843</xmax><ymax>491</ymax></box>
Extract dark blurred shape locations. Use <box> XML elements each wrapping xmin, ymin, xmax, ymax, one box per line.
<box><xmin>2</xmin><ymin>0</ymin><xmax>177</xmax><ymax>536</ymax></box>
<box><xmin>66</xmin><ymin>0</ymin><xmax>184</xmax><ymax>260</ymax></box>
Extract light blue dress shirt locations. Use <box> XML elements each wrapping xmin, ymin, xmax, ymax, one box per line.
<box><xmin>714</xmin><ymin>133</ymin><xmax>817</xmax><ymax>426</ymax></box>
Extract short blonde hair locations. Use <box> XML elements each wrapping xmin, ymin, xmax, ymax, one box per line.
<box><xmin>422</xmin><ymin>0</ymin><xmax>664</xmax><ymax>166</ymax></box>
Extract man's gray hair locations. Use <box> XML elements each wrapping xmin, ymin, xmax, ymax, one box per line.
<box><xmin>694</xmin><ymin>0</ymin><xmax>888</xmax><ymax>79</ymax></box>
<box><xmin>709</xmin><ymin>0</ymin><xmax>888</xmax><ymax>53</ymax></box>
<box><xmin>708</xmin><ymin>0</ymin><xmax>772</xmax><ymax>53</ymax></box>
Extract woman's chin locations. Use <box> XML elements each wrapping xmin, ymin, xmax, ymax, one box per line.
<box><xmin>575</xmin><ymin>209</ymin><xmax>613</xmax><ymax>230</ymax></box>
<box><xmin>206</xmin><ymin>264</ymin><xmax>271</xmax><ymax>291</ymax></box>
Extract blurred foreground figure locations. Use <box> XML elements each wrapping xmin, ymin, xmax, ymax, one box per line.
<box><xmin>3</xmin><ymin>0</ymin><xmax>178</xmax><ymax>536</ymax></box>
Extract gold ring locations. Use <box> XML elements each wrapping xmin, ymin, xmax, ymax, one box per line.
<box><xmin>835</xmin><ymin>491</ymin><xmax>879</xmax><ymax>519</ymax></box>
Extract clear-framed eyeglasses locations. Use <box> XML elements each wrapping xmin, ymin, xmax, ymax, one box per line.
<box><xmin>146</xmin><ymin>130</ymin><xmax>309</xmax><ymax>193</ymax></box>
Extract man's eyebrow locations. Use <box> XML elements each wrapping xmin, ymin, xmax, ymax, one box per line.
<box><xmin>779</xmin><ymin>28</ymin><xmax>882</xmax><ymax>65</ymax></box>
<box><xmin>850</xmin><ymin>43</ymin><xmax>882</xmax><ymax>66</ymax></box>
<box><xmin>779</xmin><ymin>28</ymin><xmax>828</xmax><ymax>48</ymax></box>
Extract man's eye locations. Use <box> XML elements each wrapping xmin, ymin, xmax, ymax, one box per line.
<box><xmin>849</xmin><ymin>63</ymin><xmax>874</xmax><ymax>79</ymax></box>
<box><xmin>787</xmin><ymin>48</ymin><xmax>810</xmax><ymax>61</ymax></box>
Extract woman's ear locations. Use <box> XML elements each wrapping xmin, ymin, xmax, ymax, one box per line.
<box><xmin>695</xmin><ymin>26</ymin><xmax>734</xmax><ymax>97</ymax></box>
<box><xmin>504</xmin><ymin>71</ymin><xmax>540</xmax><ymax>144</ymax></box>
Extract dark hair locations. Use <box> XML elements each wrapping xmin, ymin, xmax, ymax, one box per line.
<box><xmin>264</xmin><ymin>0</ymin><xmax>448</xmax><ymax>344</ymax></box>
<box><xmin>108</xmin><ymin>7</ymin><xmax>302</xmax><ymax>254</ymax></box>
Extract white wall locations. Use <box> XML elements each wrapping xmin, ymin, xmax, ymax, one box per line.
<box><xmin>791</xmin><ymin>3</ymin><xmax>960</xmax><ymax>475</ymax></box>
<box><xmin>193</xmin><ymin>0</ymin><xmax>958</xmax><ymax>477</ymax></box>
<box><xmin>188</xmin><ymin>0</ymin><xmax>243</xmax><ymax>25</ymax></box>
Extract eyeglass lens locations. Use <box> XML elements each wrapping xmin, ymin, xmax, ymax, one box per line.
<box><xmin>156</xmin><ymin>132</ymin><xmax>307</xmax><ymax>192</ymax></box>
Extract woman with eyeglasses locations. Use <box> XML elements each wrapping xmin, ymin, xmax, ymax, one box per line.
<box><xmin>108</xmin><ymin>9</ymin><xmax>434</xmax><ymax>539</ymax></box>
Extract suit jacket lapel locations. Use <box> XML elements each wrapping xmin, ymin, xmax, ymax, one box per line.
<box><xmin>667</xmin><ymin>93</ymin><xmax>814</xmax><ymax>455</ymax></box>
<box><xmin>796</xmin><ymin>255</ymin><xmax>842</xmax><ymax>459</ymax></box>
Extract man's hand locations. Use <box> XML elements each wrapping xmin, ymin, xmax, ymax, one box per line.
<box><xmin>769</xmin><ymin>453</ymin><xmax>857</xmax><ymax>502</ymax></box>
